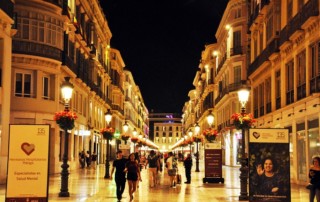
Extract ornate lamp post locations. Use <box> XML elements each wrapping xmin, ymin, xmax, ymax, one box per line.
<box><xmin>104</xmin><ymin>109</ymin><xmax>112</xmax><ymax>179</ymax></box>
<box><xmin>59</xmin><ymin>77</ymin><xmax>74</xmax><ymax>197</ymax></box>
<box><xmin>194</xmin><ymin>123</ymin><xmax>201</xmax><ymax>172</ymax></box>
<box><xmin>188</xmin><ymin>129</ymin><xmax>193</xmax><ymax>155</ymax></box>
<box><xmin>132</xmin><ymin>128</ymin><xmax>137</xmax><ymax>152</ymax></box>
<box><xmin>207</xmin><ymin>110</ymin><xmax>214</xmax><ymax>128</ymax></box>
<box><xmin>238</xmin><ymin>88</ymin><xmax>250</xmax><ymax>201</ymax></box>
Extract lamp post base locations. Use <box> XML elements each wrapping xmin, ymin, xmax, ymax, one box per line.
<box><xmin>59</xmin><ymin>129</ymin><xmax>70</xmax><ymax>197</ymax></box>
<box><xmin>104</xmin><ymin>160</ymin><xmax>110</xmax><ymax>179</ymax></box>
<box><xmin>239</xmin><ymin>158</ymin><xmax>248</xmax><ymax>201</ymax></box>
<box><xmin>195</xmin><ymin>159</ymin><xmax>200</xmax><ymax>172</ymax></box>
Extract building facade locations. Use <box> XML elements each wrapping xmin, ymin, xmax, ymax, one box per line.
<box><xmin>149</xmin><ymin>112</ymin><xmax>182</xmax><ymax>152</ymax></box>
<box><xmin>0</xmin><ymin>0</ymin><xmax>149</xmax><ymax>184</ymax></box>
<box><xmin>248</xmin><ymin>0</ymin><xmax>320</xmax><ymax>185</ymax></box>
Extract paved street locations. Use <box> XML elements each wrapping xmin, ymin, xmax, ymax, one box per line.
<box><xmin>0</xmin><ymin>160</ymin><xmax>309</xmax><ymax>201</ymax></box>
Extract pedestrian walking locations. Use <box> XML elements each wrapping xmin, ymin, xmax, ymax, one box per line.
<box><xmin>183</xmin><ymin>154</ymin><xmax>192</xmax><ymax>184</ymax></box>
<box><xmin>79</xmin><ymin>151</ymin><xmax>85</xmax><ymax>169</ymax></box>
<box><xmin>308</xmin><ymin>156</ymin><xmax>320</xmax><ymax>202</ymax></box>
<box><xmin>124</xmin><ymin>153</ymin><xmax>141</xmax><ymax>201</ymax></box>
<box><xmin>91</xmin><ymin>151</ymin><xmax>97</xmax><ymax>170</ymax></box>
<box><xmin>166</xmin><ymin>152</ymin><xmax>177</xmax><ymax>188</ymax></box>
<box><xmin>110</xmin><ymin>150</ymin><xmax>128</xmax><ymax>202</ymax></box>
<box><xmin>146</xmin><ymin>150</ymin><xmax>159</xmax><ymax>187</ymax></box>
<box><xmin>85</xmin><ymin>150</ymin><xmax>91</xmax><ymax>168</ymax></box>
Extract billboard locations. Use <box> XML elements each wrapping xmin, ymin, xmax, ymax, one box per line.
<box><xmin>248</xmin><ymin>128</ymin><xmax>290</xmax><ymax>202</ymax></box>
<box><xmin>6</xmin><ymin>124</ymin><xmax>50</xmax><ymax>202</ymax></box>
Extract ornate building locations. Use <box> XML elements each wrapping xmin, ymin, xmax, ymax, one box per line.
<box><xmin>0</xmin><ymin>0</ymin><xmax>149</xmax><ymax>184</ymax></box>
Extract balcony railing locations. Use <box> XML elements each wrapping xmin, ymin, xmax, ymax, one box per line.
<box><xmin>286</xmin><ymin>90</ymin><xmax>294</xmax><ymax>105</ymax></box>
<box><xmin>249</xmin><ymin>0</ymin><xmax>270</xmax><ymax>27</ymax></box>
<box><xmin>310</xmin><ymin>75</ymin><xmax>320</xmax><ymax>94</ymax></box>
<box><xmin>230</xmin><ymin>46</ymin><xmax>243</xmax><ymax>56</ymax></box>
<box><xmin>44</xmin><ymin>0</ymin><xmax>63</xmax><ymax>7</ymax></box>
<box><xmin>248</xmin><ymin>38</ymin><xmax>279</xmax><ymax>76</ymax></box>
<box><xmin>12</xmin><ymin>40</ymin><xmax>62</xmax><ymax>61</ymax></box>
<box><xmin>279</xmin><ymin>0</ymin><xmax>319</xmax><ymax>46</ymax></box>
<box><xmin>214</xmin><ymin>80</ymin><xmax>247</xmax><ymax>105</ymax></box>
<box><xmin>297</xmin><ymin>83</ymin><xmax>306</xmax><ymax>100</ymax></box>
<box><xmin>217</xmin><ymin>54</ymin><xmax>227</xmax><ymax>74</ymax></box>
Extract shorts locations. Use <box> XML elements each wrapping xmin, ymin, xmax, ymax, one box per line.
<box><xmin>127</xmin><ymin>172</ymin><xmax>138</xmax><ymax>181</ymax></box>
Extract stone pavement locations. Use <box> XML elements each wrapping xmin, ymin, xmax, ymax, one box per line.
<box><xmin>0</xmin><ymin>160</ymin><xmax>309</xmax><ymax>201</ymax></box>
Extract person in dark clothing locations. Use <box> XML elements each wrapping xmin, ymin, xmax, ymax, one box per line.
<box><xmin>183</xmin><ymin>154</ymin><xmax>192</xmax><ymax>184</ymax></box>
<box><xmin>110</xmin><ymin>150</ymin><xmax>128</xmax><ymax>202</ymax></box>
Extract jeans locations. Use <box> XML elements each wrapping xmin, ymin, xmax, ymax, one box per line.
<box><xmin>185</xmin><ymin>168</ymin><xmax>191</xmax><ymax>182</ymax></box>
<box><xmin>149</xmin><ymin>167</ymin><xmax>157</xmax><ymax>187</ymax></box>
<box><xmin>115</xmin><ymin>177</ymin><xmax>126</xmax><ymax>200</ymax></box>
<box><xmin>310</xmin><ymin>187</ymin><xmax>320</xmax><ymax>202</ymax></box>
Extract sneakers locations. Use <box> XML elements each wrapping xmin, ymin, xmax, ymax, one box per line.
<box><xmin>184</xmin><ymin>181</ymin><xmax>190</xmax><ymax>184</ymax></box>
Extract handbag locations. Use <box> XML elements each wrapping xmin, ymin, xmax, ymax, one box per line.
<box><xmin>306</xmin><ymin>183</ymin><xmax>314</xmax><ymax>190</ymax></box>
<box><xmin>168</xmin><ymin>168</ymin><xmax>177</xmax><ymax>176</ymax></box>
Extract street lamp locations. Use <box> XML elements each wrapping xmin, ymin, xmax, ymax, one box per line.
<box><xmin>188</xmin><ymin>129</ymin><xmax>193</xmax><ymax>156</ymax></box>
<box><xmin>207</xmin><ymin>110</ymin><xmax>214</xmax><ymax>128</ymax></box>
<box><xmin>194</xmin><ymin>123</ymin><xmax>200</xmax><ymax>172</ymax></box>
<box><xmin>133</xmin><ymin>128</ymin><xmax>137</xmax><ymax>152</ymax></box>
<box><xmin>59</xmin><ymin>77</ymin><xmax>74</xmax><ymax>197</ymax></box>
<box><xmin>238</xmin><ymin>88</ymin><xmax>250</xmax><ymax>201</ymax></box>
<box><xmin>104</xmin><ymin>109</ymin><xmax>112</xmax><ymax>179</ymax></box>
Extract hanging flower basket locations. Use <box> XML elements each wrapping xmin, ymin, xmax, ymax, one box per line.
<box><xmin>54</xmin><ymin>110</ymin><xmax>78</xmax><ymax>130</ymax></box>
<box><xmin>100</xmin><ymin>127</ymin><xmax>115</xmax><ymax>140</ymax></box>
<box><xmin>121</xmin><ymin>135</ymin><xmax>130</xmax><ymax>144</ymax></box>
<box><xmin>202</xmin><ymin>128</ymin><xmax>218</xmax><ymax>142</ymax></box>
<box><xmin>131</xmin><ymin>137</ymin><xmax>138</xmax><ymax>143</ymax></box>
<box><xmin>231</xmin><ymin>113</ymin><xmax>256</xmax><ymax>130</ymax></box>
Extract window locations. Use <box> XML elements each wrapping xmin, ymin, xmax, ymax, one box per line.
<box><xmin>253</xmin><ymin>87</ymin><xmax>259</xmax><ymax>118</ymax></box>
<box><xmin>234</xmin><ymin>66</ymin><xmax>241</xmax><ymax>83</ymax></box>
<box><xmin>266</xmin><ymin>8</ymin><xmax>273</xmax><ymax>42</ymax></box>
<box><xmin>310</xmin><ymin>42</ymin><xmax>320</xmax><ymax>93</ymax></box>
<box><xmin>42</xmin><ymin>76</ymin><xmax>49</xmax><ymax>99</ymax></box>
<box><xmin>235</xmin><ymin>8</ymin><xmax>241</xmax><ymax>18</ymax></box>
<box><xmin>266</xmin><ymin>77</ymin><xmax>271</xmax><ymax>113</ymax></box>
<box><xmin>275</xmin><ymin>70</ymin><xmax>281</xmax><ymax>109</ymax></box>
<box><xmin>15</xmin><ymin>12</ymin><xmax>63</xmax><ymax>49</ymax></box>
<box><xmin>232</xmin><ymin>31</ymin><xmax>242</xmax><ymax>55</ymax></box>
<box><xmin>15</xmin><ymin>72</ymin><xmax>33</xmax><ymax>97</ymax></box>
<box><xmin>286</xmin><ymin>60</ymin><xmax>294</xmax><ymax>104</ymax></box>
<box><xmin>259</xmin><ymin>83</ymin><xmax>264</xmax><ymax>116</ymax></box>
<box><xmin>297</xmin><ymin>51</ymin><xmax>306</xmax><ymax>100</ymax></box>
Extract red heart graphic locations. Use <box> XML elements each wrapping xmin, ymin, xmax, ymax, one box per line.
<box><xmin>21</xmin><ymin>143</ymin><xmax>35</xmax><ymax>155</ymax></box>
<box><xmin>252</xmin><ymin>132</ymin><xmax>260</xmax><ymax>139</ymax></box>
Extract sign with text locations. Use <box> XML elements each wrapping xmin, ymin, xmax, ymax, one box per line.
<box><xmin>204</xmin><ymin>142</ymin><xmax>222</xmax><ymax>178</ymax></box>
<box><xmin>6</xmin><ymin>124</ymin><xmax>50</xmax><ymax>202</ymax></box>
<box><xmin>248</xmin><ymin>128</ymin><xmax>290</xmax><ymax>202</ymax></box>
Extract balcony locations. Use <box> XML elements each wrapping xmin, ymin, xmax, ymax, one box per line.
<box><xmin>230</xmin><ymin>46</ymin><xmax>243</xmax><ymax>56</ymax></box>
<box><xmin>217</xmin><ymin>54</ymin><xmax>227</xmax><ymax>75</ymax></box>
<box><xmin>279</xmin><ymin>0</ymin><xmax>319</xmax><ymax>47</ymax></box>
<box><xmin>248</xmin><ymin>37</ymin><xmax>279</xmax><ymax>76</ymax></box>
<box><xmin>310</xmin><ymin>75</ymin><xmax>320</xmax><ymax>94</ymax></box>
<box><xmin>249</xmin><ymin>0</ymin><xmax>270</xmax><ymax>27</ymax></box>
<box><xmin>214</xmin><ymin>80</ymin><xmax>247</xmax><ymax>105</ymax></box>
<box><xmin>12</xmin><ymin>40</ymin><xmax>62</xmax><ymax>61</ymax></box>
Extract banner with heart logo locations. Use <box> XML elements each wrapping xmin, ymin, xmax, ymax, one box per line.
<box><xmin>21</xmin><ymin>143</ymin><xmax>35</xmax><ymax>156</ymax></box>
<box><xmin>6</xmin><ymin>124</ymin><xmax>50</xmax><ymax>201</ymax></box>
<box><xmin>248</xmin><ymin>128</ymin><xmax>290</xmax><ymax>202</ymax></box>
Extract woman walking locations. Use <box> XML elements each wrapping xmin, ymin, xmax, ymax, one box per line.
<box><xmin>308</xmin><ymin>156</ymin><xmax>320</xmax><ymax>202</ymax></box>
<box><xmin>166</xmin><ymin>152</ymin><xmax>177</xmax><ymax>188</ymax></box>
<box><xmin>124</xmin><ymin>153</ymin><xmax>141</xmax><ymax>201</ymax></box>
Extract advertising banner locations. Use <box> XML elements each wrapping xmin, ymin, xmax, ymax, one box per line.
<box><xmin>6</xmin><ymin>124</ymin><xmax>50</xmax><ymax>202</ymax></box>
<box><xmin>203</xmin><ymin>142</ymin><xmax>224</xmax><ymax>183</ymax></box>
<box><xmin>248</xmin><ymin>128</ymin><xmax>290</xmax><ymax>202</ymax></box>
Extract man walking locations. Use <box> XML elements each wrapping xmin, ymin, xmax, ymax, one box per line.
<box><xmin>110</xmin><ymin>150</ymin><xmax>127</xmax><ymax>201</ymax></box>
<box><xmin>184</xmin><ymin>154</ymin><xmax>192</xmax><ymax>184</ymax></box>
<box><xmin>146</xmin><ymin>150</ymin><xmax>159</xmax><ymax>187</ymax></box>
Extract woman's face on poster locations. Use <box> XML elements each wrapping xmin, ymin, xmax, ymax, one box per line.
<box><xmin>264</xmin><ymin>159</ymin><xmax>274</xmax><ymax>172</ymax></box>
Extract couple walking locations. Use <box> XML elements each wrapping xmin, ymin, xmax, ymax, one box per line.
<box><xmin>110</xmin><ymin>150</ymin><xmax>141</xmax><ymax>202</ymax></box>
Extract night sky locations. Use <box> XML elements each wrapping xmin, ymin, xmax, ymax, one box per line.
<box><xmin>101</xmin><ymin>0</ymin><xmax>228</xmax><ymax>113</ymax></box>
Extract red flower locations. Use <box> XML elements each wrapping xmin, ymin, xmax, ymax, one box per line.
<box><xmin>231</xmin><ymin>113</ymin><xmax>256</xmax><ymax>129</ymax></box>
<box><xmin>100</xmin><ymin>127</ymin><xmax>115</xmax><ymax>134</ymax></box>
<box><xmin>202</xmin><ymin>128</ymin><xmax>218</xmax><ymax>137</ymax></box>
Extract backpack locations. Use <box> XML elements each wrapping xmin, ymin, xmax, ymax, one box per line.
<box><xmin>148</xmin><ymin>155</ymin><xmax>157</xmax><ymax>167</ymax></box>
